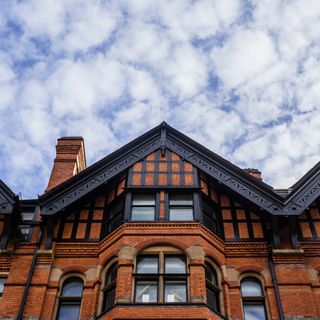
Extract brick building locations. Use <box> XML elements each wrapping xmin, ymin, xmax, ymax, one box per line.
<box><xmin>0</xmin><ymin>122</ymin><xmax>320</xmax><ymax>320</ymax></box>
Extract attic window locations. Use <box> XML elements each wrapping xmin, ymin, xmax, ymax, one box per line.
<box><xmin>22</xmin><ymin>211</ymin><xmax>34</xmax><ymax>221</ymax></box>
<box><xmin>131</xmin><ymin>195</ymin><xmax>156</xmax><ymax>221</ymax></box>
<box><xmin>169</xmin><ymin>194</ymin><xmax>193</xmax><ymax>221</ymax></box>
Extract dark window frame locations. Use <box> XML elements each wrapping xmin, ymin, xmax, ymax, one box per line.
<box><xmin>201</xmin><ymin>195</ymin><xmax>223</xmax><ymax>237</ymax></box>
<box><xmin>102</xmin><ymin>262</ymin><xmax>118</xmax><ymax>312</ymax></box>
<box><xmin>134</xmin><ymin>253</ymin><xmax>188</xmax><ymax>304</ymax></box>
<box><xmin>205</xmin><ymin>262</ymin><xmax>220</xmax><ymax>313</ymax></box>
<box><xmin>241</xmin><ymin>277</ymin><xmax>267</xmax><ymax>320</ymax></box>
<box><xmin>168</xmin><ymin>192</ymin><xmax>194</xmax><ymax>221</ymax></box>
<box><xmin>131</xmin><ymin>194</ymin><xmax>157</xmax><ymax>221</ymax></box>
<box><xmin>57</xmin><ymin>277</ymin><xmax>83</xmax><ymax>320</ymax></box>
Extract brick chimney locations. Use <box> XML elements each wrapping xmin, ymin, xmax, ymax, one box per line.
<box><xmin>243</xmin><ymin>168</ymin><xmax>262</xmax><ymax>181</ymax></box>
<box><xmin>45</xmin><ymin>137</ymin><xmax>87</xmax><ymax>192</ymax></box>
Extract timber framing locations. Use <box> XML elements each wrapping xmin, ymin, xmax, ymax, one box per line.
<box><xmin>39</xmin><ymin>122</ymin><xmax>320</xmax><ymax>217</ymax></box>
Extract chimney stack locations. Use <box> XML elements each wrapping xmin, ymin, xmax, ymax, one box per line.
<box><xmin>243</xmin><ymin>168</ymin><xmax>262</xmax><ymax>181</ymax></box>
<box><xmin>45</xmin><ymin>137</ymin><xmax>87</xmax><ymax>192</ymax></box>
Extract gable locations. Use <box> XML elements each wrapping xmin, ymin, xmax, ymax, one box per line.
<box><xmin>39</xmin><ymin>122</ymin><xmax>320</xmax><ymax>217</ymax></box>
<box><xmin>128</xmin><ymin>149</ymin><xmax>196</xmax><ymax>187</ymax></box>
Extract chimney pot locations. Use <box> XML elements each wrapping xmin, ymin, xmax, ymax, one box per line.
<box><xmin>243</xmin><ymin>168</ymin><xmax>262</xmax><ymax>181</ymax></box>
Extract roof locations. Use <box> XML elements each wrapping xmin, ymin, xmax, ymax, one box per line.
<box><xmin>36</xmin><ymin>122</ymin><xmax>319</xmax><ymax>216</ymax></box>
<box><xmin>0</xmin><ymin>180</ymin><xmax>18</xmax><ymax>214</ymax></box>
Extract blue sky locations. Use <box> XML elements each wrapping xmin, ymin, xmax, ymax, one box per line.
<box><xmin>0</xmin><ymin>0</ymin><xmax>320</xmax><ymax>198</ymax></box>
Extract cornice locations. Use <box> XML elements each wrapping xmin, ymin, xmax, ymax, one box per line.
<box><xmin>224</xmin><ymin>242</ymin><xmax>268</xmax><ymax>257</ymax></box>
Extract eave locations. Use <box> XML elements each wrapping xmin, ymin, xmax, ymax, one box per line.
<box><xmin>39</xmin><ymin>122</ymin><xmax>320</xmax><ymax>217</ymax></box>
<box><xmin>0</xmin><ymin>180</ymin><xmax>18</xmax><ymax>214</ymax></box>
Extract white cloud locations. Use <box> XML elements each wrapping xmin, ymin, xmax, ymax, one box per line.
<box><xmin>211</xmin><ymin>29</ymin><xmax>278</xmax><ymax>89</ymax></box>
<box><xmin>0</xmin><ymin>0</ymin><xmax>320</xmax><ymax>197</ymax></box>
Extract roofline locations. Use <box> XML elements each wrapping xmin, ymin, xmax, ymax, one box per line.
<box><xmin>36</xmin><ymin>122</ymin><xmax>320</xmax><ymax>216</ymax></box>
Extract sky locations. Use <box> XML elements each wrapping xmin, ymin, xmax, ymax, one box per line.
<box><xmin>0</xmin><ymin>0</ymin><xmax>320</xmax><ymax>198</ymax></box>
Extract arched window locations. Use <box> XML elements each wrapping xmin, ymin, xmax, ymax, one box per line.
<box><xmin>57</xmin><ymin>277</ymin><xmax>83</xmax><ymax>320</ymax></box>
<box><xmin>102</xmin><ymin>262</ymin><xmax>117</xmax><ymax>312</ymax></box>
<box><xmin>205</xmin><ymin>262</ymin><xmax>220</xmax><ymax>312</ymax></box>
<box><xmin>241</xmin><ymin>277</ymin><xmax>267</xmax><ymax>320</ymax></box>
<box><xmin>134</xmin><ymin>248</ymin><xmax>188</xmax><ymax>303</ymax></box>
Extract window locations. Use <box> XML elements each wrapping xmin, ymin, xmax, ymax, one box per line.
<box><xmin>202</xmin><ymin>198</ymin><xmax>221</xmax><ymax>236</ymax></box>
<box><xmin>169</xmin><ymin>194</ymin><xmax>193</xmax><ymax>221</ymax></box>
<box><xmin>0</xmin><ymin>276</ymin><xmax>6</xmax><ymax>296</ymax></box>
<box><xmin>107</xmin><ymin>200</ymin><xmax>123</xmax><ymax>233</ymax></box>
<box><xmin>102</xmin><ymin>262</ymin><xmax>117</xmax><ymax>312</ymax></box>
<box><xmin>241</xmin><ymin>278</ymin><xmax>267</xmax><ymax>320</ymax></box>
<box><xmin>205</xmin><ymin>262</ymin><xmax>220</xmax><ymax>312</ymax></box>
<box><xmin>134</xmin><ymin>252</ymin><xmax>188</xmax><ymax>303</ymax></box>
<box><xmin>131</xmin><ymin>195</ymin><xmax>156</xmax><ymax>221</ymax></box>
<box><xmin>57</xmin><ymin>278</ymin><xmax>83</xmax><ymax>320</ymax></box>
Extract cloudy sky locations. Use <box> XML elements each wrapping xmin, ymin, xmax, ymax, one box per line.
<box><xmin>1</xmin><ymin>0</ymin><xmax>320</xmax><ymax>198</ymax></box>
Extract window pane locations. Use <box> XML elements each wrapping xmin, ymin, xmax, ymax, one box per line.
<box><xmin>205</xmin><ymin>263</ymin><xmax>217</xmax><ymax>284</ymax></box>
<box><xmin>244</xmin><ymin>304</ymin><xmax>266</xmax><ymax>320</ymax></box>
<box><xmin>62</xmin><ymin>279</ymin><xmax>83</xmax><ymax>297</ymax></box>
<box><xmin>106</xmin><ymin>263</ymin><xmax>117</xmax><ymax>284</ymax></box>
<box><xmin>241</xmin><ymin>279</ymin><xmax>263</xmax><ymax>297</ymax></box>
<box><xmin>132</xmin><ymin>195</ymin><xmax>155</xmax><ymax>205</ymax></box>
<box><xmin>108</xmin><ymin>214</ymin><xmax>122</xmax><ymax>233</ymax></box>
<box><xmin>165</xmin><ymin>280</ymin><xmax>187</xmax><ymax>302</ymax></box>
<box><xmin>203</xmin><ymin>214</ymin><xmax>218</xmax><ymax>234</ymax></box>
<box><xmin>137</xmin><ymin>256</ymin><xmax>158</xmax><ymax>273</ymax></box>
<box><xmin>0</xmin><ymin>278</ymin><xmax>6</xmax><ymax>293</ymax></box>
<box><xmin>169</xmin><ymin>208</ymin><xmax>193</xmax><ymax>221</ymax></box>
<box><xmin>22</xmin><ymin>212</ymin><xmax>34</xmax><ymax>221</ymax></box>
<box><xmin>206</xmin><ymin>287</ymin><xmax>219</xmax><ymax>311</ymax></box>
<box><xmin>135</xmin><ymin>280</ymin><xmax>157</xmax><ymax>302</ymax></box>
<box><xmin>131</xmin><ymin>207</ymin><xmax>155</xmax><ymax>221</ymax></box>
<box><xmin>58</xmin><ymin>303</ymin><xmax>80</xmax><ymax>320</ymax></box>
<box><xmin>165</xmin><ymin>256</ymin><xmax>186</xmax><ymax>274</ymax></box>
<box><xmin>104</xmin><ymin>287</ymin><xmax>115</xmax><ymax>311</ymax></box>
<box><xmin>109</xmin><ymin>202</ymin><xmax>123</xmax><ymax>218</ymax></box>
<box><xmin>170</xmin><ymin>195</ymin><xmax>193</xmax><ymax>205</ymax></box>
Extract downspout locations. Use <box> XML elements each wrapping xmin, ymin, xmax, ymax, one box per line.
<box><xmin>268</xmin><ymin>247</ymin><xmax>285</xmax><ymax>320</ymax></box>
<box><xmin>16</xmin><ymin>224</ymin><xmax>43</xmax><ymax>320</ymax></box>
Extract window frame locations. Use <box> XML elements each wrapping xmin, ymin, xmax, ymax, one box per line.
<box><xmin>131</xmin><ymin>194</ymin><xmax>157</xmax><ymax>221</ymax></box>
<box><xmin>133</xmin><ymin>250</ymin><xmax>189</xmax><ymax>304</ymax></box>
<box><xmin>168</xmin><ymin>192</ymin><xmax>194</xmax><ymax>221</ymax></box>
<box><xmin>205</xmin><ymin>261</ymin><xmax>220</xmax><ymax>313</ymax></box>
<box><xmin>240</xmin><ymin>277</ymin><xmax>268</xmax><ymax>320</ymax></box>
<box><xmin>56</xmin><ymin>276</ymin><xmax>84</xmax><ymax>320</ymax></box>
<box><xmin>101</xmin><ymin>262</ymin><xmax>118</xmax><ymax>312</ymax></box>
<box><xmin>201</xmin><ymin>195</ymin><xmax>223</xmax><ymax>237</ymax></box>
